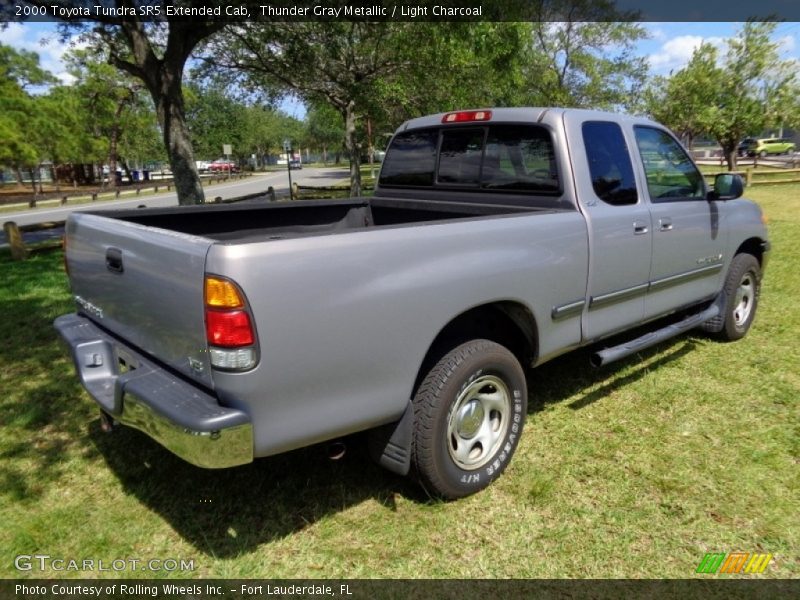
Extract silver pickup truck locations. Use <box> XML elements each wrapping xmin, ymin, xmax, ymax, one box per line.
<box><xmin>55</xmin><ymin>108</ymin><xmax>769</xmax><ymax>499</ymax></box>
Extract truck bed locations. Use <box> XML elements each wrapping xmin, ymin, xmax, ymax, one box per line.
<box><xmin>90</xmin><ymin>196</ymin><xmax>545</xmax><ymax>242</ymax></box>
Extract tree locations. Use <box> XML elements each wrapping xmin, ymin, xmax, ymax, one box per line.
<box><xmin>523</xmin><ymin>0</ymin><xmax>648</xmax><ymax>110</ymax></box>
<box><xmin>305</xmin><ymin>103</ymin><xmax>345</xmax><ymax>164</ymax></box>
<box><xmin>0</xmin><ymin>44</ymin><xmax>58</xmax><ymax>191</ymax></box>
<box><xmin>206</xmin><ymin>22</ymin><xmax>528</xmax><ymax>196</ymax></box>
<box><xmin>185</xmin><ymin>80</ymin><xmax>250</xmax><ymax>163</ymax></box>
<box><xmin>208</xmin><ymin>22</ymin><xmax>415</xmax><ymax>196</ymax></box>
<box><xmin>644</xmin><ymin>44</ymin><xmax>719</xmax><ymax>148</ymax></box>
<box><xmin>65</xmin><ymin>48</ymin><xmax>149</xmax><ymax>187</ymax></box>
<box><xmin>651</xmin><ymin>22</ymin><xmax>800</xmax><ymax>170</ymax></box>
<box><xmin>35</xmin><ymin>1</ymin><xmax>226</xmax><ymax>203</ymax></box>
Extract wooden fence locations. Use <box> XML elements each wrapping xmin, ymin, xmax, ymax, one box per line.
<box><xmin>0</xmin><ymin>173</ymin><xmax>253</xmax><ymax>209</ymax></box>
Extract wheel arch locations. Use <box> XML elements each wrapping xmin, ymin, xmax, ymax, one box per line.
<box><xmin>413</xmin><ymin>301</ymin><xmax>538</xmax><ymax>394</ymax></box>
<box><xmin>369</xmin><ymin>300</ymin><xmax>538</xmax><ymax>478</ymax></box>
<box><xmin>734</xmin><ymin>237</ymin><xmax>767</xmax><ymax>266</ymax></box>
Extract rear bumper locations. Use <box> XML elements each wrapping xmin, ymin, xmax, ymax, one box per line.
<box><xmin>54</xmin><ymin>313</ymin><xmax>253</xmax><ymax>468</ymax></box>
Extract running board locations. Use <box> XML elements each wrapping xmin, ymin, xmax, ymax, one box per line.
<box><xmin>590</xmin><ymin>302</ymin><xmax>720</xmax><ymax>368</ymax></box>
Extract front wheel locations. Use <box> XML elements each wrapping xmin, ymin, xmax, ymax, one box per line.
<box><xmin>704</xmin><ymin>253</ymin><xmax>762</xmax><ymax>341</ymax></box>
<box><xmin>411</xmin><ymin>339</ymin><xmax>527</xmax><ymax>499</ymax></box>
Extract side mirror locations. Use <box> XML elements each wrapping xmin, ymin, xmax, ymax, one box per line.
<box><xmin>709</xmin><ymin>173</ymin><xmax>744</xmax><ymax>201</ymax></box>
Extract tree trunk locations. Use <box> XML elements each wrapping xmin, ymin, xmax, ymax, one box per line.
<box><xmin>51</xmin><ymin>165</ymin><xmax>60</xmax><ymax>192</ymax></box>
<box><xmin>152</xmin><ymin>75</ymin><xmax>204</xmax><ymax>205</ymax></box>
<box><xmin>723</xmin><ymin>144</ymin><xmax>738</xmax><ymax>171</ymax></box>
<box><xmin>342</xmin><ymin>101</ymin><xmax>361</xmax><ymax>197</ymax></box>
<box><xmin>121</xmin><ymin>160</ymin><xmax>133</xmax><ymax>182</ymax></box>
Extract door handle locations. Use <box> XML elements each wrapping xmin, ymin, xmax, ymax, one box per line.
<box><xmin>659</xmin><ymin>218</ymin><xmax>673</xmax><ymax>232</ymax></box>
<box><xmin>633</xmin><ymin>221</ymin><xmax>649</xmax><ymax>235</ymax></box>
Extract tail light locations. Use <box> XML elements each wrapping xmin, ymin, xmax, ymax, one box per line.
<box><xmin>442</xmin><ymin>110</ymin><xmax>492</xmax><ymax>123</ymax></box>
<box><xmin>204</xmin><ymin>275</ymin><xmax>257</xmax><ymax>370</ymax></box>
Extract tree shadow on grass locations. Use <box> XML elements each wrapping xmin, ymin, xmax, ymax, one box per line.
<box><xmin>0</xmin><ymin>251</ymin><xmax>97</xmax><ymax>505</ymax></box>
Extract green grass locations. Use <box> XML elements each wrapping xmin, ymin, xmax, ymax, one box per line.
<box><xmin>1</xmin><ymin>185</ymin><xmax>798</xmax><ymax>579</ymax></box>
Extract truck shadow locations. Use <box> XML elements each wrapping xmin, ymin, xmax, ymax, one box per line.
<box><xmin>90</xmin><ymin>424</ymin><xmax>424</xmax><ymax>558</ymax></box>
<box><xmin>90</xmin><ymin>331</ymin><xmax>700</xmax><ymax>559</ymax></box>
<box><xmin>528</xmin><ymin>332</ymin><xmax>698</xmax><ymax>414</ymax></box>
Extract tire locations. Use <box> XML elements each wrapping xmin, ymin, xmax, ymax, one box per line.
<box><xmin>411</xmin><ymin>339</ymin><xmax>527</xmax><ymax>499</ymax></box>
<box><xmin>759</xmin><ymin>150</ymin><xmax>768</xmax><ymax>158</ymax></box>
<box><xmin>703</xmin><ymin>253</ymin><xmax>761</xmax><ymax>341</ymax></box>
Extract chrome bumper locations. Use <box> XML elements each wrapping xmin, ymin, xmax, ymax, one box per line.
<box><xmin>54</xmin><ymin>313</ymin><xmax>253</xmax><ymax>468</ymax></box>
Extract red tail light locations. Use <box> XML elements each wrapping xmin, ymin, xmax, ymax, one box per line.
<box><xmin>204</xmin><ymin>275</ymin><xmax>257</xmax><ymax>370</ymax></box>
<box><xmin>442</xmin><ymin>110</ymin><xmax>492</xmax><ymax>123</ymax></box>
<box><xmin>205</xmin><ymin>310</ymin><xmax>254</xmax><ymax>347</ymax></box>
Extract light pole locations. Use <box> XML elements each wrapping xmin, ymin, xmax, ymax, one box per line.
<box><xmin>284</xmin><ymin>139</ymin><xmax>294</xmax><ymax>200</ymax></box>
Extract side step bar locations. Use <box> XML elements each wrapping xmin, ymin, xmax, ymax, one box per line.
<box><xmin>590</xmin><ymin>301</ymin><xmax>720</xmax><ymax>368</ymax></box>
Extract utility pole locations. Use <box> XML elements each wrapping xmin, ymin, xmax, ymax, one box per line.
<box><xmin>284</xmin><ymin>139</ymin><xmax>294</xmax><ymax>200</ymax></box>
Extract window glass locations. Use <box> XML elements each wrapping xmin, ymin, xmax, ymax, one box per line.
<box><xmin>581</xmin><ymin>121</ymin><xmax>638</xmax><ymax>206</ymax></box>
<box><xmin>482</xmin><ymin>126</ymin><xmax>559</xmax><ymax>192</ymax></box>
<box><xmin>379</xmin><ymin>124</ymin><xmax>560</xmax><ymax>194</ymax></box>
<box><xmin>634</xmin><ymin>126</ymin><xmax>705</xmax><ymax>201</ymax></box>
<box><xmin>437</xmin><ymin>128</ymin><xmax>485</xmax><ymax>185</ymax></box>
<box><xmin>378</xmin><ymin>129</ymin><xmax>438</xmax><ymax>186</ymax></box>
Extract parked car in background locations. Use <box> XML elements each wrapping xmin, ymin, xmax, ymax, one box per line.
<box><xmin>738</xmin><ymin>138</ymin><xmax>756</xmax><ymax>157</ymax></box>
<box><xmin>195</xmin><ymin>161</ymin><xmax>210</xmax><ymax>173</ymax></box>
<box><xmin>289</xmin><ymin>158</ymin><xmax>302</xmax><ymax>170</ymax></box>
<box><xmin>209</xmin><ymin>159</ymin><xmax>239</xmax><ymax>173</ymax></box>
<box><xmin>740</xmin><ymin>138</ymin><xmax>796</xmax><ymax>157</ymax></box>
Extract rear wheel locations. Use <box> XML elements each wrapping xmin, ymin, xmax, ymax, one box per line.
<box><xmin>704</xmin><ymin>253</ymin><xmax>761</xmax><ymax>341</ymax></box>
<box><xmin>411</xmin><ymin>339</ymin><xmax>527</xmax><ymax>499</ymax></box>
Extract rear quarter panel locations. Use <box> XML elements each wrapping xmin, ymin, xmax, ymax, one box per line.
<box><xmin>206</xmin><ymin>211</ymin><xmax>588</xmax><ymax>457</ymax></box>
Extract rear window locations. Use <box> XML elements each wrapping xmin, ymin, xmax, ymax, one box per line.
<box><xmin>378</xmin><ymin>130</ymin><xmax>438</xmax><ymax>187</ymax></box>
<box><xmin>379</xmin><ymin>124</ymin><xmax>559</xmax><ymax>194</ymax></box>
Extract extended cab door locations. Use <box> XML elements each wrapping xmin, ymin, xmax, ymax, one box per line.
<box><xmin>631</xmin><ymin>126</ymin><xmax>726</xmax><ymax>319</ymax></box>
<box><xmin>565</xmin><ymin>115</ymin><xmax>653</xmax><ymax>341</ymax></box>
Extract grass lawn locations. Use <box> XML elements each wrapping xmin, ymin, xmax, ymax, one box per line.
<box><xmin>0</xmin><ymin>185</ymin><xmax>797</xmax><ymax>579</ymax></box>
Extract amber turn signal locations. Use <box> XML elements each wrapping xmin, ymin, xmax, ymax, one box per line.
<box><xmin>205</xmin><ymin>276</ymin><xmax>244</xmax><ymax>308</ymax></box>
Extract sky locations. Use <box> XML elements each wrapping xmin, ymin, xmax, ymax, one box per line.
<box><xmin>4</xmin><ymin>21</ymin><xmax>800</xmax><ymax>119</ymax></box>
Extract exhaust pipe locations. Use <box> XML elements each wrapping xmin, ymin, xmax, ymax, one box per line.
<box><xmin>99</xmin><ymin>411</ymin><xmax>116</xmax><ymax>433</ymax></box>
<box><xmin>327</xmin><ymin>441</ymin><xmax>347</xmax><ymax>461</ymax></box>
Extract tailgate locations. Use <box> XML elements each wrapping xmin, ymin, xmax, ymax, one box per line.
<box><xmin>65</xmin><ymin>213</ymin><xmax>215</xmax><ymax>388</ymax></box>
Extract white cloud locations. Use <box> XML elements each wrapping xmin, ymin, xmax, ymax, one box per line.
<box><xmin>648</xmin><ymin>35</ymin><xmax>726</xmax><ymax>74</ymax></box>
<box><xmin>3</xmin><ymin>23</ymin><xmax>86</xmax><ymax>85</ymax></box>
<box><xmin>646</xmin><ymin>25</ymin><xmax>667</xmax><ymax>42</ymax></box>
<box><xmin>777</xmin><ymin>34</ymin><xmax>796</xmax><ymax>55</ymax></box>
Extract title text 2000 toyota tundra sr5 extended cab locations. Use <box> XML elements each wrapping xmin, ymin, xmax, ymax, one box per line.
<box><xmin>56</xmin><ymin>108</ymin><xmax>769</xmax><ymax>498</ymax></box>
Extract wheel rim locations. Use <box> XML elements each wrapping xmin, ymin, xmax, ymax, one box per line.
<box><xmin>447</xmin><ymin>375</ymin><xmax>511</xmax><ymax>470</ymax></box>
<box><xmin>733</xmin><ymin>271</ymin><xmax>756</xmax><ymax>326</ymax></box>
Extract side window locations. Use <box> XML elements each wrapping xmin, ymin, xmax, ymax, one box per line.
<box><xmin>582</xmin><ymin>121</ymin><xmax>638</xmax><ymax>206</ymax></box>
<box><xmin>634</xmin><ymin>126</ymin><xmax>705</xmax><ymax>201</ymax></box>
<box><xmin>379</xmin><ymin>129</ymin><xmax>438</xmax><ymax>187</ymax></box>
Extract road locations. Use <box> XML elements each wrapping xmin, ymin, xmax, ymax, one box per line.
<box><xmin>1</xmin><ymin>166</ymin><xmax>350</xmax><ymax>247</ymax></box>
